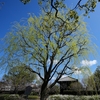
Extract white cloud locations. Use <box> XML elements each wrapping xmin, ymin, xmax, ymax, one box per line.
<box><xmin>53</xmin><ymin>60</ymin><xmax>58</xmax><ymax>64</ymax></box>
<box><xmin>81</xmin><ymin>60</ymin><xmax>97</xmax><ymax>67</ymax></box>
<box><xmin>72</xmin><ymin>66</ymin><xmax>82</xmax><ymax>75</ymax></box>
<box><xmin>61</xmin><ymin>75</ymin><xmax>67</xmax><ymax>78</ymax></box>
<box><xmin>47</xmin><ymin>59</ymin><xmax>58</xmax><ymax>65</ymax></box>
<box><xmin>74</xmin><ymin>70</ymin><xmax>81</xmax><ymax>75</ymax></box>
<box><xmin>47</xmin><ymin>59</ymin><xmax>51</xmax><ymax>65</ymax></box>
<box><xmin>52</xmin><ymin>76</ymin><xmax>56</xmax><ymax>80</ymax></box>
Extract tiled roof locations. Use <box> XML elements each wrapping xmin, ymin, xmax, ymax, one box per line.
<box><xmin>58</xmin><ymin>76</ymin><xmax>78</xmax><ymax>82</ymax></box>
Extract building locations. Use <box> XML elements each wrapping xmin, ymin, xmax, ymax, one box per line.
<box><xmin>0</xmin><ymin>82</ymin><xmax>12</xmax><ymax>91</ymax></box>
<box><xmin>58</xmin><ymin>76</ymin><xmax>78</xmax><ymax>94</ymax></box>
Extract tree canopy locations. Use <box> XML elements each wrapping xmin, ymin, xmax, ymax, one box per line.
<box><xmin>93</xmin><ymin>66</ymin><xmax>100</xmax><ymax>90</ymax></box>
<box><xmin>82</xmin><ymin>66</ymin><xmax>100</xmax><ymax>91</ymax></box>
<box><xmin>2</xmin><ymin>64</ymin><xmax>37</xmax><ymax>93</ymax></box>
<box><xmin>0</xmin><ymin>0</ymin><xmax>97</xmax><ymax>100</ymax></box>
<box><xmin>21</xmin><ymin>0</ymin><xmax>99</xmax><ymax>16</ymax></box>
<box><xmin>0</xmin><ymin>10</ymin><xmax>94</xmax><ymax>99</ymax></box>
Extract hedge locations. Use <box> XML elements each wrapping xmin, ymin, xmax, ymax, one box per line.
<box><xmin>62</xmin><ymin>90</ymin><xmax>100</xmax><ymax>95</ymax></box>
<box><xmin>47</xmin><ymin>95</ymin><xmax>100</xmax><ymax>100</ymax></box>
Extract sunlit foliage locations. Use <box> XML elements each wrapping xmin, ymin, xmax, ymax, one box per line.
<box><xmin>0</xmin><ymin>10</ymin><xmax>94</xmax><ymax>99</ymax></box>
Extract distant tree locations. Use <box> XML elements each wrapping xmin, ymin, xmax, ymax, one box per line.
<box><xmin>87</xmin><ymin>76</ymin><xmax>96</xmax><ymax>90</ymax></box>
<box><xmin>83</xmin><ymin>66</ymin><xmax>100</xmax><ymax>91</ymax></box>
<box><xmin>82</xmin><ymin>75</ymin><xmax>96</xmax><ymax>91</ymax></box>
<box><xmin>48</xmin><ymin>84</ymin><xmax>60</xmax><ymax>94</ymax></box>
<box><xmin>69</xmin><ymin>81</ymin><xmax>83</xmax><ymax>91</ymax></box>
<box><xmin>82</xmin><ymin>76</ymin><xmax>89</xmax><ymax>89</ymax></box>
<box><xmin>2</xmin><ymin>64</ymin><xmax>37</xmax><ymax>93</ymax></box>
<box><xmin>93</xmin><ymin>66</ymin><xmax>100</xmax><ymax>91</ymax></box>
<box><xmin>81</xmin><ymin>66</ymin><xmax>100</xmax><ymax>95</ymax></box>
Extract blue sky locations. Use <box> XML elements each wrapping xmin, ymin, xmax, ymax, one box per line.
<box><xmin>0</xmin><ymin>0</ymin><xmax>100</xmax><ymax>79</ymax></box>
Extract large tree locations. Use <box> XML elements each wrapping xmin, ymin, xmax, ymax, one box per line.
<box><xmin>2</xmin><ymin>64</ymin><xmax>36</xmax><ymax>93</ymax></box>
<box><xmin>0</xmin><ymin>10</ymin><xmax>94</xmax><ymax>99</ymax></box>
<box><xmin>0</xmin><ymin>1</ymin><xmax>97</xmax><ymax>100</ymax></box>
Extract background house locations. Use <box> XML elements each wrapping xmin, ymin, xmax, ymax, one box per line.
<box><xmin>0</xmin><ymin>82</ymin><xmax>12</xmax><ymax>91</ymax></box>
<box><xmin>58</xmin><ymin>76</ymin><xmax>83</xmax><ymax>94</ymax></box>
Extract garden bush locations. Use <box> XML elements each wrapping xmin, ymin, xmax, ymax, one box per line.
<box><xmin>63</xmin><ymin>90</ymin><xmax>100</xmax><ymax>95</ymax></box>
<box><xmin>47</xmin><ymin>95</ymin><xmax>100</xmax><ymax>100</ymax></box>
<box><xmin>8</xmin><ymin>94</ymin><xmax>20</xmax><ymax>100</ymax></box>
<box><xmin>0</xmin><ymin>94</ymin><xmax>10</xmax><ymax>100</ymax></box>
<box><xmin>0</xmin><ymin>94</ymin><xmax>21</xmax><ymax>100</ymax></box>
<box><xmin>31</xmin><ymin>90</ymin><xmax>39</xmax><ymax>95</ymax></box>
<box><xmin>49</xmin><ymin>85</ymin><xmax>60</xmax><ymax>95</ymax></box>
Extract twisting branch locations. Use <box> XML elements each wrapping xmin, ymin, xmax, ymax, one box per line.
<box><xmin>72</xmin><ymin>0</ymin><xmax>82</xmax><ymax>10</ymax></box>
<box><xmin>51</xmin><ymin>0</ymin><xmax>61</xmax><ymax>20</ymax></box>
<box><xmin>25</xmin><ymin>66</ymin><xmax>44</xmax><ymax>81</ymax></box>
<box><xmin>51</xmin><ymin>0</ymin><xmax>66</xmax><ymax>24</ymax></box>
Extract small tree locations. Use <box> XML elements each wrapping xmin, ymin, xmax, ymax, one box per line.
<box><xmin>69</xmin><ymin>81</ymin><xmax>83</xmax><ymax>91</ymax></box>
<box><xmin>82</xmin><ymin>66</ymin><xmax>100</xmax><ymax>91</ymax></box>
<box><xmin>93</xmin><ymin>66</ymin><xmax>100</xmax><ymax>91</ymax></box>
<box><xmin>48</xmin><ymin>84</ymin><xmax>60</xmax><ymax>95</ymax></box>
<box><xmin>82</xmin><ymin>75</ymin><xmax>96</xmax><ymax>91</ymax></box>
<box><xmin>2</xmin><ymin>64</ymin><xmax>36</xmax><ymax>93</ymax></box>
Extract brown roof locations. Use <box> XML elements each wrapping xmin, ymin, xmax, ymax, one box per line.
<box><xmin>58</xmin><ymin>76</ymin><xmax>78</xmax><ymax>82</ymax></box>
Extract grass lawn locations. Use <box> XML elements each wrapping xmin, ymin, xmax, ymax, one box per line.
<box><xmin>28</xmin><ymin>95</ymin><xmax>40</xmax><ymax>99</ymax></box>
<box><xmin>0</xmin><ymin>94</ymin><xmax>40</xmax><ymax>100</ymax></box>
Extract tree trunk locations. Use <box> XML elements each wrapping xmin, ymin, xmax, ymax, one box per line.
<box><xmin>14</xmin><ymin>86</ymin><xmax>18</xmax><ymax>94</ymax></box>
<box><xmin>40</xmin><ymin>83</ymin><xmax>48</xmax><ymax>100</ymax></box>
<box><xmin>40</xmin><ymin>90</ymin><xmax>46</xmax><ymax>100</ymax></box>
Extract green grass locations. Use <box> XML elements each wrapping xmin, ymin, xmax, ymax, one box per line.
<box><xmin>0</xmin><ymin>94</ymin><xmax>40</xmax><ymax>100</ymax></box>
<box><xmin>28</xmin><ymin>95</ymin><xmax>40</xmax><ymax>99</ymax></box>
<box><xmin>0</xmin><ymin>94</ymin><xmax>20</xmax><ymax>100</ymax></box>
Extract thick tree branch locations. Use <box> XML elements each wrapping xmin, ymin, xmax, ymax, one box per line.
<box><xmin>25</xmin><ymin>66</ymin><xmax>44</xmax><ymax>81</ymax></box>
